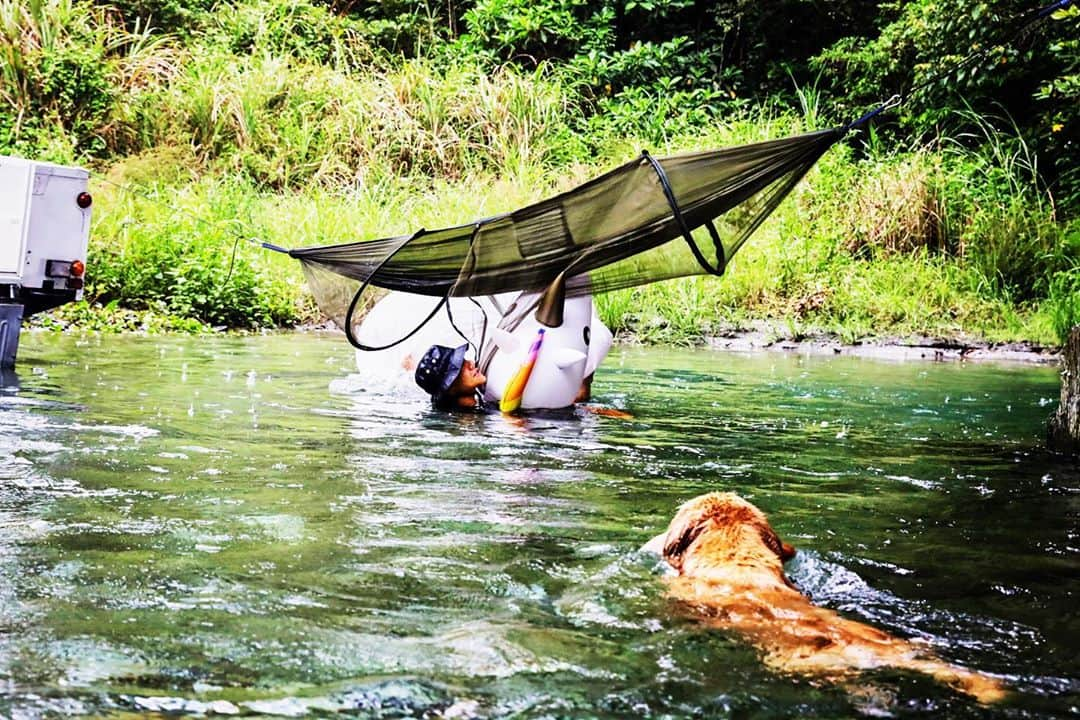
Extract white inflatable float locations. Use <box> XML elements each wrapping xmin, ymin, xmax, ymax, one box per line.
<box><xmin>353</xmin><ymin>291</ymin><xmax>612</xmax><ymax>410</ymax></box>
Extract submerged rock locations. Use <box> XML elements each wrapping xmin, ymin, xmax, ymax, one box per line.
<box><xmin>1048</xmin><ymin>326</ymin><xmax>1080</xmax><ymax>454</ymax></box>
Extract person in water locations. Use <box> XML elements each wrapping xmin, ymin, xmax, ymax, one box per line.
<box><xmin>414</xmin><ymin>342</ymin><xmax>596</xmax><ymax>411</ymax></box>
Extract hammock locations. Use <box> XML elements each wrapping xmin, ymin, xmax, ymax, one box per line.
<box><xmin>287</xmin><ymin>127</ymin><xmax>843</xmax><ymax>347</ymax></box>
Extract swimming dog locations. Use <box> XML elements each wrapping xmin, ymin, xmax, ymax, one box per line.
<box><xmin>643</xmin><ymin>492</ymin><xmax>1006</xmax><ymax>704</ymax></box>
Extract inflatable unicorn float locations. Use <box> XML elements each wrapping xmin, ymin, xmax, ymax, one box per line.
<box><xmin>353</xmin><ymin>290</ymin><xmax>613</xmax><ymax>411</ymax></box>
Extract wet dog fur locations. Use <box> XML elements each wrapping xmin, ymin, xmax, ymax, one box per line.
<box><xmin>643</xmin><ymin>492</ymin><xmax>1005</xmax><ymax>704</ymax></box>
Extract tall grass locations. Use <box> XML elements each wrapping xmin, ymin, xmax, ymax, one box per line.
<box><xmin>938</xmin><ymin>111</ymin><xmax>1076</xmax><ymax>303</ymax></box>
<box><xmin>131</xmin><ymin>54</ymin><xmax>578</xmax><ymax>189</ymax></box>
<box><xmin>0</xmin><ymin>0</ymin><xmax>174</xmax><ymax>159</ymax></box>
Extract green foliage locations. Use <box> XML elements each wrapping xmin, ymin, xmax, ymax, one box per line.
<box><xmin>812</xmin><ymin>0</ymin><xmax>1080</xmax><ymax>215</ymax></box>
<box><xmin>133</xmin><ymin>49</ymin><xmax>578</xmax><ymax>188</ymax></box>
<box><xmin>815</xmin><ymin>2</ymin><xmax>1024</xmax><ymax>128</ymax></box>
<box><xmin>0</xmin><ymin>0</ymin><xmax>114</xmax><ymax>157</ymax></box>
<box><xmin>940</xmin><ymin>114</ymin><xmax>1077</xmax><ymax>301</ymax></box>
<box><xmin>0</xmin><ymin>0</ymin><xmax>174</xmax><ymax>160</ymax></box>
<box><xmin>454</xmin><ymin>0</ymin><xmax>745</xmax><ymax>139</ymax></box>
<box><xmin>312</xmin><ymin>0</ymin><xmax>454</xmax><ymax>56</ymax></box>
<box><xmin>92</xmin><ymin>0</ymin><xmax>214</xmax><ymax>35</ymax></box>
<box><xmin>586</xmin><ymin>84</ymin><xmax>729</xmax><ymax>146</ymax></box>
<box><xmin>1046</xmin><ymin>264</ymin><xmax>1080</xmax><ymax>345</ymax></box>
<box><xmin>1034</xmin><ymin>4</ymin><xmax>1079</xmax><ymax>211</ymax></box>
<box><xmin>87</xmin><ymin>178</ymin><xmax>302</xmax><ymax>329</ymax></box>
<box><xmin>206</xmin><ymin>0</ymin><xmax>373</xmax><ymax>67</ymax></box>
<box><xmin>459</xmin><ymin>0</ymin><xmax>606</xmax><ymax>62</ymax></box>
<box><xmin>29</xmin><ymin>298</ymin><xmax>210</xmax><ymax>333</ymax></box>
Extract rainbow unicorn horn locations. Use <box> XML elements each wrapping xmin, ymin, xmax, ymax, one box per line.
<box><xmin>499</xmin><ymin>328</ymin><xmax>545</xmax><ymax>413</ymax></box>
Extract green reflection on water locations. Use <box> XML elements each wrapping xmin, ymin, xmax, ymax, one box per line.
<box><xmin>1</xmin><ymin>332</ymin><xmax>1076</xmax><ymax>718</ymax></box>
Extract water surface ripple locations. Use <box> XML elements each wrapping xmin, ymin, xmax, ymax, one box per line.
<box><xmin>0</xmin><ymin>333</ymin><xmax>1076</xmax><ymax>718</ymax></box>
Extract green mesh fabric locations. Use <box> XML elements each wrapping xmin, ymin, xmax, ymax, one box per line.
<box><xmin>290</xmin><ymin>128</ymin><xmax>842</xmax><ymax>336</ymax></box>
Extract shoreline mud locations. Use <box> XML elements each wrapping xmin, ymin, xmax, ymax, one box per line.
<box><xmin>298</xmin><ymin>320</ymin><xmax>1062</xmax><ymax>366</ymax></box>
<box><xmin>703</xmin><ymin>330</ymin><xmax>1059</xmax><ymax>365</ymax></box>
<box><xmin>33</xmin><ymin>320</ymin><xmax>1059</xmax><ymax>366</ymax></box>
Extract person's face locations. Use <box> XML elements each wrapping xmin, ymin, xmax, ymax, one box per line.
<box><xmin>446</xmin><ymin>359</ymin><xmax>486</xmax><ymax>409</ymax></box>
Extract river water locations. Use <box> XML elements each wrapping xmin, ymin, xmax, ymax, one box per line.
<box><xmin>0</xmin><ymin>332</ymin><xmax>1076</xmax><ymax>718</ymax></box>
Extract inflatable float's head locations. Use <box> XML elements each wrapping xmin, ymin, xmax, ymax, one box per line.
<box><xmin>486</xmin><ymin>295</ymin><xmax>605</xmax><ymax>411</ymax></box>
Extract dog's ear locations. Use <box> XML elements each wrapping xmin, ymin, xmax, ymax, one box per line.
<box><xmin>663</xmin><ymin>516</ymin><xmax>709</xmax><ymax>568</ymax></box>
<box><xmin>759</xmin><ymin>526</ymin><xmax>796</xmax><ymax>562</ymax></box>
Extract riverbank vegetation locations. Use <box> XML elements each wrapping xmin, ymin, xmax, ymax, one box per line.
<box><xmin>5</xmin><ymin>0</ymin><xmax>1078</xmax><ymax>345</ymax></box>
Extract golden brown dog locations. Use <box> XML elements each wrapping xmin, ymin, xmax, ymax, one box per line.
<box><xmin>644</xmin><ymin>492</ymin><xmax>1005</xmax><ymax>704</ymax></box>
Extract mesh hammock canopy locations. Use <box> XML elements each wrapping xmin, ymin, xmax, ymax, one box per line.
<box><xmin>289</xmin><ymin>127</ymin><xmax>843</xmax><ymax>345</ymax></box>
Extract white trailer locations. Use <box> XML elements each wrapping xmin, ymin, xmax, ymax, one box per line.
<box><xmin>0</xmin><ymin>155</ymin><xmax>92</xmax><ymax>369</ymax></box>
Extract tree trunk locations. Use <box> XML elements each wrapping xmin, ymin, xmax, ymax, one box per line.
<box><xmin>1048</xmin><ymin>326</ymin><xmax>1080</xmax><ymax>454</ymax></box>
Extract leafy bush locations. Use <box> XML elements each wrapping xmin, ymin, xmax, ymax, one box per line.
<box><xmin>206</xmin><ymin>0</ymin><xmax>373</xmax><ymax>67</ymax></box>
<box><xmin>311</xmin><ymin>0</ymin><xmax>456</xmax><ymax>56</ymax></box>
<box><xmin>1034</xmin><ymin>5</ymin><xmax>1079</xmax><ymax>212</ymax></box>
<box><xmin>87</xmin><ymin>179</ymin><xmax>301</xmax><ymax>328</ymax></box>
<box><xmin>1</xmin><ymin>0</ymin><xmax>114</xmax><ymax>157</ymax></box>
<box><xmin>458</xmin><ymin>0</ymin><xmax>605</xmax><ymax>63</ymax></box>
<box><xmin>92</xmin><ymin>0</ymin><xmax>215</xmax><ymax>35</ymax></box>
<box><xmin>29</xmin><ymin>298</ymin><xmax>209</xmax><ymax>333</ymax></box>
<box><xmin>454</xmin><ymin>0</ymin><xmax>743</xmax><ymax>128</ymax></box>
<box><xmin>585</xmin><ymin>84</ymin><xmax>731</xmax><ymax>146</ymax></box>
<box><xmin>812</xmin><ymin>0</ymin><xmax>1079</xmax><ymax>215</ymax></box>
<box><xmin>813</xmin><ymin>1</ymin><xmax>1054</xmax><ymax>128</ymax></box>
<box><xmin>1046</xmin><ymin>265</ymin><xmax>1080</xmax><ymax>345</ymax></box>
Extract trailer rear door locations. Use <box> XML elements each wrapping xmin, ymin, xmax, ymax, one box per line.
<box><xmin>0</xmin><ymin>158</ymin><xmax>32</xmax><ymax>283</ymax></box>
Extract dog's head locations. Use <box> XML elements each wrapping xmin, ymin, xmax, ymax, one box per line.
<box><xmin>660</xmin><ymin>493</ymin><xmax>796</xmax><ymax>577</ymax></box>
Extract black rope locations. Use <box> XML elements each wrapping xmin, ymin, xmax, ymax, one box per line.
<box><xmin>641</xmin><ymin>151</ymin><xmax>724</xmax><ymax>276</ymax></box>
<box><xmin>703</xmin><ymin>220</ymin><xmax>728</xmax><ymax>275</ymax></box>
<box><xmin>445</xmin><ymin>295</ymin><xmax>488</xmax><ymax>365</ymax></box>
<box><xmin>91</xmin><ymin>172</ymin><xmax>268</xmax><ymax>293</ymax></box>
<box><xmin>445</xmin><ymin>224</ymin><xmax>487</xmax><ymax>363</ymax></box>
<box><xmin>223</xmin><ymin>235</ymin><xmax>242</xmax><ymax>285</ymax></box>
<box><xmin>843</xmin><ymin>0</ymin><xmax>1074</xmax><ymax>132</ymax></box>
<box><xmin>92</xmin><ymin>173</ymin><xmax>265</xmax><ymax>252</ymax></box>
<box><xmin>343</xmin><ymin>229</ymin><xmax>452</xmax><ymax>351</ymax></box>
<box><xmin>449</xmin><ymin>295</ymin><xmax>488</xmax><ymax>365</ymax></box>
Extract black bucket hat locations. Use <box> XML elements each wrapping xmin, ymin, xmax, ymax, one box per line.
<box><xmin>414</xmin><ymin>343</ymin><xmax>468</xmax><ymax>405</ymax></box>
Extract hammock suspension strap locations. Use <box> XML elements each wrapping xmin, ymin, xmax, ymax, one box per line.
<box><xmin>343</xmin><ymin>228</ymin><xmax>452</xmax><ymax>351</ymax></box>
<box><xmin>641</xmin><ymin>151</ymin><xmax>726</xmax><ymax>277</ymax></box>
